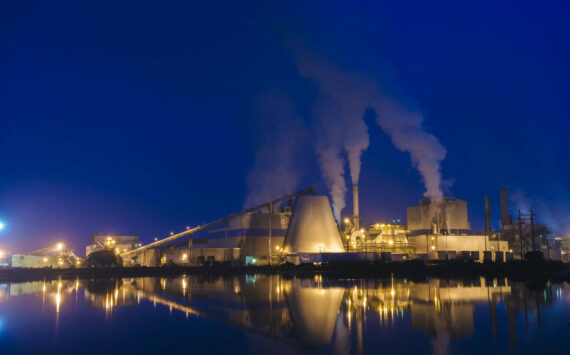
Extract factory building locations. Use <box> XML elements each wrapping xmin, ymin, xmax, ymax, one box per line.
<box><xmin>407</xmin><ymin>197</ymin><xmax>471</xmax><ymax>236</ymax></box>
<box><xmin>350</xmin><ymin>223</ymin><xmax>412</xmax><ymax>256</ymax></box>
<box><xmin>10</xmin><ymin>254</ymin><xmax>67</xmax><ymax>268</ymax></box>
<box><xmin>86</xmin><ymin>235</ymin><xmax>140</xmax><ymax>256</ymax></box>
<box><xmin>188</xmin><ymin>210</ymin><xmax>291</xmax><ymax>265</ymax></box>
<box><xmin>408</xmin><ymin>234</ymin><xmax>510</xmax><ymax>261</ymax></box>
<box><xmin>127</xmin><ymin>186</ymin><xmax>527</xmax><ymax>266</ymax></box>
<box><xmin>406</xmin><ymin>198</ymin><xmax>510</xmax><ymax>261</ymax></box>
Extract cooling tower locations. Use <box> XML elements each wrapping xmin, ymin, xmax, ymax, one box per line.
<box><xmin>283</xmin><ymin>195</ymin><xmax>345</xmax><ymax>254</ymax></box>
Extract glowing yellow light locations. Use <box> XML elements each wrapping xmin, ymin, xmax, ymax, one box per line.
<box><xmin>275</xmin><ymin>246</ymin><xmax>280</xmax><ymax>250</ymax></box>
<box><xmin>43</xmin><ymin>258</ymin><xmax>48</xmax><ymax>262</ymax></box>
<box><xmin>360</xmin><ymin>229</ymin><xmax>365</xmax><ymax>233</ymax></box>
<box><xmin>170</xmin><ymin>232</ymin><xmax>174</xmax><ymax>236</ymax></box>
<box><xmin>375</xmin><ymin>224</ymin><xmax>380</xmax><ymax>228</ymax></box>
<box><xmin>182</xmin><ymin>253</ymin><xmax>188</xmax><ymax>260</ymax></box>
<box><xmin>388</xmin><ymin>240</ymin><xmax>394</xmax><ymax>245</ymax></box>
<box><xmin>509</xmin><ymin>249</ymin><xmax>513</xmax><ymax>253</ymax></box>
<box><xmin>56</xmin><ymin>243</ymin><xmax>64</xmax><ymax>250</ymax></box>
<box><xmin>380</xmin><ymin>224</ymin><xmax>385</xmax><ymax>228</ymax></box>
<box><xmin>186</xmin><ymin>226</ymin><xmax>190</xmax><ymax>230</ymax></box>
<box><xmin>430</xmin><ymin>236</ymin><xmax>435</xmax><ymax>240</ymax></box>
<box><xmin>431</xmin><ymin>246</ymin><xmax>436</xmax><ymax>250</ymax></box>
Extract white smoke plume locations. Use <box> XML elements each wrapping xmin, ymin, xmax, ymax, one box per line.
<box><xmin>296</xmin><ymin>53</ymin><xmax>446</xmax><ymax>218</ymax></box>
<box><xmin>312</xmin><ymin>95</ymin><xmax>347</xmax><ymax>221</ymax></box>
<box><xmin>297</xmin><ymin>55</ymin><xmax>371</xmax><ymax>219</ymax></box>
<box><xmin>372</xmin><ymin>95</ymin><xmax>447</xmax><ymax>207</ymax></box>
<box><xmin>243</xmin><ymin>92</ymin><xmax>308</xmax><ymax>208</ymax></box>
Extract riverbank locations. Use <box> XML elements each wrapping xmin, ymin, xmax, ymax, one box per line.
<box><xmin>1</xmin><ymin>259</ymin><xmax>569</xmax><ymax>284</ymax></box>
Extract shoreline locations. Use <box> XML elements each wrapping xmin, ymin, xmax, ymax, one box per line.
<box><xmin>0</xmin><ymin>260</ymin><xmax>568</xmax><ymax>284</ymax></box>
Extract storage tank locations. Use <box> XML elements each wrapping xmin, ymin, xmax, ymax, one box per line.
<box><xmin>283</xmin><ymin>195</ymin><xmax>345</xmax><ymax>254</ymax></box>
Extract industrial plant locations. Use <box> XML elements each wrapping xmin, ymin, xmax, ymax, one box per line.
<box><xmin>111</xmin><ymin>184</ymin><xmax>568</xmax><ymax>267</ymax></box>
<box><xmin>2</xmin><ymin>184</ymin><xmax>567</xmax><ymax>269</ymax></box>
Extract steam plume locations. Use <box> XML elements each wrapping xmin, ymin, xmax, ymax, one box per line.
<box><xmin>297</xmin><ymin>55</ymin><xmax>370</xmax><ymax>218</ymax></box>
<box><xmin>312</xmin><ymin>95</ymin><xmax>347</xmax><ymax>221</ymax></box>
<box><xmin>372</xmin><ymin>95</ymin><xmax>447</xmax><ymax>206</ymax></box>
<box><xmin>243</xmin><ymin>92</ymin><xmax>307</xmax><ymax>208</ymax></box>
<box><xmin>297</xmin><ymin>54</ymin><xmax>446</xmax><ymax>217</ymax></box>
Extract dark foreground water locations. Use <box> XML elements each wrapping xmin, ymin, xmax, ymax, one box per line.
<box><xmin>0</xmin><ymin>275</ymin><xmax>568</xmax><ymax>354</ymax></box>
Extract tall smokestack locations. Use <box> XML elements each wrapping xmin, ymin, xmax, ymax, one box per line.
<box><xmin>500</xmin><ymin>187</ymin><xmax>508</xmax><ymax>230</ymax></box>
<box><xmin>352</xmin><ymin>184</ymin><xmax>360</xmax><ymax>230</ymax></box>
<box><xmin>485</xmin><ymin>194</ymin><xmax>492</xmax><ymax>236</ymax></box>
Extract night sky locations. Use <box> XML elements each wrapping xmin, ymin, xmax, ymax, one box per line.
<box><xmin>1</xmin><ymin>1</ymin><xmax>569</xmax><ymax>254</ymax></box>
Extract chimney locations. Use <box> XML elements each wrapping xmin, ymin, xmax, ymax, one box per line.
<box><xmin>352</xmin><ymin>184</ymin><xmax>360</xmax><ymax>230</ymax></box>
<box><xmin>432</xmin><ymin>220</ymin><xmax>439</xmax><ymax>235</ymax></box>
<box><xmin>500</xmin><ymin>187</ymin><xmax>508</xmax><ymax>230</ymax></box>
<box><xmin>485</xmin><ymin>195</ymin><xmax>492</xmax><ymax>236</ymax></box>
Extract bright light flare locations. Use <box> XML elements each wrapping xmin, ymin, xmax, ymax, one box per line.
<box><xmin>56</xmin><ymin>243</ymin><xmax>64</xmax><ymax>250</ymax></box>
<box><xmin>0</xmin><ymin>222</ymin><xmax>4</xmax><ymax>230</ymax></box>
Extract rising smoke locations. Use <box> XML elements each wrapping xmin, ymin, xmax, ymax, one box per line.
<box><xmin>312</xmin><ymin>95</ymin><xmax>348</xmax><ymax>221</ymax></box>
<box><xmin>296</xmin><ymin>55</ymin><xmax>371</xmax><ymax>220</ymax></box>
<box><xmin>296</xmin><ymin>54</ymin><xmax>446</xmax><ymax>219</ymax></box>
<box><xmin>243</xmin><ymin>92</ymin><xmax>308</xmax><ymax>209</ymax></box>
<box><xmin>371</xmin><ymin>95</ymin><xmax>447</xmax><ymax>207</ymax></box>
<box><xmin>245</xmin><ymin>52</ymin><xmax>447</xmax><ymax>220</ymax></box>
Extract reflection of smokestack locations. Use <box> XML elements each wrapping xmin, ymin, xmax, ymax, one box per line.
<box><xmin>485</xmin><ymin>195</ymin><xmax>492</xmax><ymax>236</ymax></box>
<box><xmin>352</xmin><ymin>185</ymin><xmax>360</xmax><ymax>230</ymax></box>
<box><xmin>500</xmin><ymin>187</ymin><xmax>508</xmax><ymax>230</ymax></box>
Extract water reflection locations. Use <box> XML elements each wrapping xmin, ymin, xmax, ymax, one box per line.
<box><xmin>1</xmin><ymin>275</ymin><xmax>568</xmax><ymax>353</ymax></box>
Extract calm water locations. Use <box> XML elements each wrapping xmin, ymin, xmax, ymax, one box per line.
<box><xmin>0</xmin><ymin>275</ymin><xmax>568</xmax><ymax>354</ymax></box>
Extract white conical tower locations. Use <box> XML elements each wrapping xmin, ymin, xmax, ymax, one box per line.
<box><xmin>283</xmin><ymin>195</ymin><xmax>345</xmax><ymax>254</ymax></box>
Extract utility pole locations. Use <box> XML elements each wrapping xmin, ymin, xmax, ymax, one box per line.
<box><xmin>518</xmin><ymin>210</ymin><xmax>523</xmax><ymax>257</ymax></box>
<box><xmin>268</xmin><ymin>202</ymin><xmax>273</xmax><ymax>266</ymax></box>
<box><xmin>530</xmin><ymin>210</ymin><xmax>536</xmax><ymax>252</ymax></box>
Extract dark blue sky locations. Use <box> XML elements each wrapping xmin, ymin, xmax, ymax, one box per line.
<box><xmin>1</xmin><ymin>0</ymin><xmax>569</xmax><ymax>253</ymax></box>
